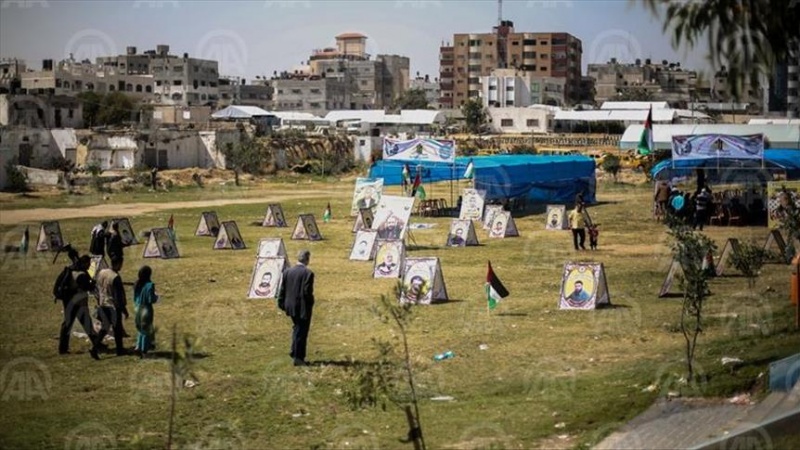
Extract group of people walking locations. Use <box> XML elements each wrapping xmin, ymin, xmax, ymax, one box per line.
<box><xmin>654</xmin><ymin>181</ymin><xmax>713</xmax><ymax>231</ymax></box>
<box><xmin>57</xmin><ymin>221</ymin><xmax>159</xmax><ymax>359</ymax></box>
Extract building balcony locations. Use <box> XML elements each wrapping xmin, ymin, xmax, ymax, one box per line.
<box><xmin>440</xmin><ymin>83</ymin><xmax>454</xmax><ymax>90</ymax></box>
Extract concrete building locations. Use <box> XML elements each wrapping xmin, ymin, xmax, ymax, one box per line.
<box><xmin>271</xmin><ymin>77</ymin><xmax>348</xmax><ymax>116</ymax></box>
<box><xmin>480</xmin><ymin>69</ymin><xmax>566</xmax><ymax>108</ymax></box>
<box><xmin>150</xmin><ymin>105</ymin><xmax>212</xmax><ymax>125</ymax></box>
<box><xmin>587</xmin><ymin>58</ymin><xmax>698</xmax><ymax>105</ymax></box>
<box><xmin>486</xmin><ymin>107</ymin><xmax>550</xmax><ymax>134</ymax></box>
<box><xmin>409</xmin><ymin>74</ymin><xmax>440</xmax><ymax>109</ymax></box>
<box><xmin>217</xmin><ymin>77</ymin><xmax>272</xmax><ymax>109</ymax></box>
<box><xmin>0</xmin><ymin>58</ymin><xmax>26</xmax><ymax>93</ymax></box>
<box><xmin>148</xmin><ymin>45</ymin><xmax>219</xmax><ymax>106</ymax></box>
<box><xmin>764</xmin><ymin>40</ymin><xmax>800</xmax><ymax>118</ymax></box>
<box><xmin>0</xmin><ymin>94</ymin><xmax>83</xmax><ymax>128</ymax></box>
<box><xmin>439</xmin><ymin>21</ymin><xmax>582</xmax><ymax>108</ymax></box>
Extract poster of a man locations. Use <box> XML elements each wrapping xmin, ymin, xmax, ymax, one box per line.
<box><xmin>274</xmin><ymin>210</ymin><xmax>286</xmax><ymax>227</ymax></box>
<box><xmin>404</xmin><ymin>275</ymin><xmax>428</xmax><ymax>303</ymax></box>
<box><xmin>566</xmin><ymin>281</ymin><xmax>591</xmax><ymax>303</ymax></box>
<box><xmin>305</xmin><ymin>218</ymin><xmax>321</xmax><ymax>240</ymax></box>
<box><xmin>377</xmin><ymin>213</ymin><xmax>405</xmax><ymax>240</ymax></box>
<box><xmin>349</xmin><ymin>230</ymin><xmax>378</xmax><ymax>261</ymax></box>
<box><xmin>357</xmin><ymin>186</ymin><xmax>378</xmax><ymax>210</ymax></box>
<box><xmin>559</xmin><ymin>263</ymin><xmax>605</xmax><ymax>309</ymax></box>
<box><xmin>448</xmin><ymin>228</ymin><xmax>465</xmax><ymax>246</ymax></box>
<box><xmin>373</xmin><ymin>240</ymin><xmax>403</xmax><ymax>278</ymax></box>
<box><xmin>254</xmin><ymin>272</ymin><xmax>273</xmax><ymax>297</ymax></box>
<box><xmin>351</xmin><ymin>178</ymin><xmax>384</xmax><ymax>215</ymax></box>
<box><xmin>248</xmin><ymin>257</ymin><xmax>285</xmax><ymax>299</ymax></box>
<box><xmin>376</xmin><ymin>253</ymin><xmax>397</xmax><ymax>276</ymax></box>
<box><xmin>490</xmin><ymin>215</ymin><xmax>507</xmax><ymax>238</ymax></box>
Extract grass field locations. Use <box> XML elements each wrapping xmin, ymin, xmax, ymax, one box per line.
<box><xmin>0</xmin><ymin>178</ymin><xmax>798</xmax><ymax>449</ymax></box>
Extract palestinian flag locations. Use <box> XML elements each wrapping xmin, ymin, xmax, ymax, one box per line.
<box><xmin>411</xmin><ymin>172</ymin><xmax>426</xmax><ymax>201</ymax></box>
<box><xmin>402</xmin><ymin>164</ymin><xmax>411</xmax><ymax>191</ymax></box>
<box><xmin>486</xmin><ymin>261</ymin><xmax>509</xmax><ymax>310</ymax></box>
<box><xmin>463</xmin><ymin>160</ymin><xmax>474</xmax><ymax>179</ymax></box>
<box><xmin>637</xmin><ymin>106</ymin><xmax>654</xmax><ymax>156</ymax></box>
<box><xmin>20</xmin><ymin>226</ymin><xmax>29</xmax><ymax>253</ymax></box>
<box><xmin>323</xmin><ymin>203</ymin><xmax>331</xmax><ymax>223</ymax></box>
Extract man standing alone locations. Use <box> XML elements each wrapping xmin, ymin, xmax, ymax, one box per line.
<box><xmin>568</xmin><ymin>204</ymin><xmax>590</xmax><ymax>251</ymax></box>
<box><xmin>96</xmin><ymin>260</ymin><xmax>129</xmax><ymax>356</ymax></box>
<box><xmin>278</xmin><ymin>250</ymin><xmax>315</xmax><ymax>367</ymax></box>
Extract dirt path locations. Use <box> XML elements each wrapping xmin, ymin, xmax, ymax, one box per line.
<box><xmin>0</xmin><ymin>192</ymin><xmax>325</xmax><ymax>225</ymax></box>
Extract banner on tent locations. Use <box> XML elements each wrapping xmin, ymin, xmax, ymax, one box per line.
<box><xmin>291</xmin><ymin>214</ymin><xmax>323</xmax><ymax>241</ymax></box>
<box><xmin>766</xmin><ymin>181</ymin><xmax>800</xmax><ymax>229</ymax></box>
<box><xmin>262</xmin><ymin>204</ymin><xmax>287</xmax><ymax>228</ymax></box>
<box><xmin>559</xmin><ymin>262</ymin><xmax>611</xmax><ymax>310</ymax></box>
<box><xmin>36</xmin><ymin>221</ymin><xmax>63</xmax><ymax>252</ymax></box>
<box><xmin>247</xmin><ymin>257</ymin><xmax>286</xmax><ymax>299</ymax></box>
<box><xmin>399</xmin><ymin>257</ymin><xmax>448</xmax><ymax>305</ymax></box>
<box><xmin>351</xmin><ymin>178</ymin><xmax>384</xmax><ymax>216</ymax></box>
<box><xmin>112</xmin><ymin>218</ymin><xmax>138</xmax><ymax>245</ymax></box>
<box><xmin>671</xmin><ymin>134</ymin><xmax>764</xmax><ymax>161</ymax></box>
<box><xmin>446</xmin><ymin>219</ymin><xmax>479</xmax><ymax>247</ymax></box>
<box><xmin>545</xmin><ymin>205</ymin><xmax>568</xmax><ymax>230</ymax></box>
<box><xmin>459</xmin><ymin>189</ymin><xmax>486</xmax><ymax>222</ymax></box>
<box><xmin>352</xmin><ymin>208</ymin><xmax>375</xmax><ymax>233</ymax></box>
<box><xmin>196</xmin><ymin>211</ymin><xmax>221</xmax><ymax>237</ymax></box>
<box><xmin>349</xmin><ymin>229</ymin><xmax>378</xmax><ymax>261</ymax></box>
<box><xmin>88</xmin><ymin>255</ymin><xmax>109</xmax><ymax>279</ymax></box>
<box><xmin>483</xmin><ymin>205</ymin><xmax>503</xmax><ymax>231</ymax></box>
<box><xmin>715</xmin><ymin>238</ymin><xmax>742</xmax><ymax>276</ymax></box>
<box><xmin>382</xmin><ymin>137</ymin><xmax>456</xmax><ymax>163</ymax></box>
<box><xmin>372</xmin><ymin>195</ymin><xmax>414</xmax><ymax>241</ymax></box>
<box><xmin>214</xmin><ymin>221</ymin><xmax>246</xmax><ymax>250</ymax></box>
<box><xmin>488</xmin><ymin>211</ymin><xmax>519</xmax><ymax>238</ymax></box>
<box><xmin>143</xmin><ymin>227</ymin><xmax>179</xmax><ymax>259</ymax></box>
<box><xmin>257</xmin><ymin>237</ymin><xmax>288</xmax><ymax>263</ymax></box>
<box><xmin>373</xmin><ymin>239</ymin><xmax>405</xmax><ymax>278</ymax></box>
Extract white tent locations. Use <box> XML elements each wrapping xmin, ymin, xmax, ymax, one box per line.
<box><xmin>600</xmin><ymin>101</ymin><xmax>670</xmax><ymax>110</ymax></box>
<box><xmin>620</xmin><ymin>124</ymin><xmax>800</xmax><ymax>150</ymax></box>
<box><xmin>211</xmin><ymin>105</ymin><xmax>271</xmax><ymax>119</ymax></box>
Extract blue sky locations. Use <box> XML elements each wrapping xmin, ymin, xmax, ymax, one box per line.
<box><xmin>0</xmin><ymin>0</ymin><xmax>710</xmax><ymax>80</ymax></box>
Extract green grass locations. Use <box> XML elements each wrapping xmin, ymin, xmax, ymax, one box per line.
<box><xmin>0</xmin><ymin>179</ymin><xmax>798</xmax><ymax>449</ymax></box>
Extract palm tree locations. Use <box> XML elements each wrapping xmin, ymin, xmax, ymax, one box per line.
<box><xmin>638</xmin><ymin>0</ymin><xmax>800</xmax><ymax>100</ymax></box>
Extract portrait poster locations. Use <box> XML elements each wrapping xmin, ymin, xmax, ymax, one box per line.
<box><xmin>459</xmin><ymin>189</ymin><xmax>486</xmax><ymax>222</ymax></box>
<box><xmin>446</xmin><ymin>219</ymin><xmax>479</xmax><ymax>247</ymax></box>
<box><xmin>143</xmin><ymin>227</ymin><xmax>179</xmax><ymax>259</ymax></box>
<box><xmin>671</xmin><ymin>133</ymin><xmax>764</xmax><ymax>161</ymax></box>
<box><xmin>247</xmin><ymin>257</ymin><xmax>286</xmax><ymax>299</ymax></box>
<box><xmin>214</xmin><ymin>221</ymin><xmax>246</xmax><ymax>250</ymax></box>
<box><xmin>111</xmin><ymin>218</ymin><xmax>138</xmax><ymax>246</ymax></box>
<box><xmin>349</xmin><ymin>230</ymin><xmax>378</xmax><ymax>261</ymax></box>
<box><xmin>373</xmin><ymin>239</ymin><xmax>405</xmax><ymax>279</ymax></box>
<box><xmin>658</xmin><ymin>260</ymin><xmax>684</xmax><ymax>298</ymax></box>
<box><xmin>715</xmin><ymin>238</ymin><xmax>742</xmax><ymax>276</ymax></box>
<box><xmin>483</xmin><ymin>205</ymin><xmax>503</xmax><ymax>230</ymax></box>
<box><xmin>87</xmin><ymin>255</ymin><xmax>109</xmax><ymax>280</ymax></box>
<box><xmin>558</xmin><ymin>262</ymin><xmax>611</xmax><ymax>310</ymax></box>
<box><xmin>262</xmin><ymin>204</ymin><xmax>288</xmax><ymax>228</ymax></box>
<box><xmin>195</xmin><ymin>211</ymin><xmax>221</xmax><ymax>237</ymax></box>
<box><xmin>352</xmin><ymin>208</ymin><xmax>375</xmax><ymax>233</ymax></box>
<box><xmin>767</xmin><ymin>181</ymin><xmax>800</xmax><ymax>229</ymax></box>
<box><xmin>291</xmin><ymin>214</ymin><xmax>323</xmax><ymax>241</ymax></box>
<box><xmin>36</xmin><ymin>221</ymin><xmax>63</xmax><ymax>252</ymax></box>
<box><xmin>399</xmin><ymin>257</ymin><xmax>448</xmax><ymax>305</ymax></box>
<box><xmin>545</xmin><ymin>205</ymin><xmax>568</xmax><ymax>230</ymax></box>
<box><xmin>763</xmin><ymin>229</ymin><xmax>789</xmax><ymax>263</ymax></box>
<box><xmin>372</xmin><ymin>195</ymin><xmax>414</xmax><ymax>241</ymax></box>
<box><xmin>382</xmin><ymin>137</ymin><xmax>456</xmax><ymax>163</ymax></box>
<box><xmin>256</xmin><ymin>237</ymin><xmax>288</xmax><ymax>264</ymax></box>
<box><xmin>488</xmin><ymin>211</ymin><xmax>519</xmax><ymax>238</ymax></box>
<box><xmin>351</xmin><ymin>178</ymin><xmax>384</xmax><ymax>216</ymax></box>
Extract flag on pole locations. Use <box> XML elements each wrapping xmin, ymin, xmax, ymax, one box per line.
<box><xmin>20</xmin><ymin>226</ymin><xmax>29</xmax><ymax>253</ymax></box>
<box><xmin>168</xmin><ymin>214</ymin><xmax>174</xmax><ymax>230</ymax></box>
<box><xmin>637</xmin><ymin>106</ymin><xmax>654</xmax><ymax>156</ymax></box>
<box><xmin>463</xmin><ymin>160</ymin><xmax>475</xmax><ymax>179</ymax></box>
<box><xmin>323</xmin><ymin>202</ymin><xmax>331</xmax><ymax>223</ymax></box>
<box><xmin>411</xmin><ymin>171</ymin><xmax>426</xmax><ymax>200</ymax></box>
<box><xmin>402</xmin><ymin>164</ymin><xmax>410</xmax><ymax>193</ymax></box>
<box><xmin>486</xmin><ymin>261</ymin><xmax>509</xmax><ymax>310</ymax></box>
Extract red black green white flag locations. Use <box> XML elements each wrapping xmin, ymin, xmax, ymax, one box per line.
<box><xmin>486</xmin><ymin>261</ymin><xmax>509</xmax><ymax>310</ymax></box>
<box><xmin>637</xmin><ymin>106</ymin><xmax>654</xmax><ymax>156</ymax></box>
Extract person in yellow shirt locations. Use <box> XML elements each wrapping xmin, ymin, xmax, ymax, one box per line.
<box><xmin>568</xmin><ymin>204</ymin><xmax>591</xmax><ymax>250</ymax></box>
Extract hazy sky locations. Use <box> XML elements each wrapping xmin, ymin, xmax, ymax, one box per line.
<box><xmin>0</xmin><ymin>0</ymin><xmax>710</xmax><ymax>80</ymax></box>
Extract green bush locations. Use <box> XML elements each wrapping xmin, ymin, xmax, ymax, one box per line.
<box><xmin>728</xmin><ymin>242</ymin><xmax>775</xmax><ymax>288</ymax></box>
<box><xmin>601</xmin><ymin>154</ymin><xmax>622</xmax><ymax>182</ymax></box>
<box><xmin>4</xmin><ymin>160</ymin><xmax>28</xmax><ymax>193</ymax></box>
<box><xmin>86</xmin><ymin>160</ymin><xmax>106</xmax><ymax>192</ymax></box>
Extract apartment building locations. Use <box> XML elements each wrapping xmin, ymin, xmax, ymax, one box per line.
<box><xmin>480</xmin><ymin>69</ymin><xmax>566</xmax><ymax>108</ymax></box>
<box><xmin>409</xmin><ymin>75</ymin><xmax>440</xmax><ymax>109</ymax></box>
<box><xmin>148</xmin><ymin>45</ymin><xmax>219</xmax><ymax>106</ymax></box>
<box><xmin>0</xmin><ymin>58</ymin><xmax>27</xmax><ymax>93</ymax></box>
<box><xmin>439</xmin><ymin>21</ymin><xmax>582</xmax><ymax>108</ymax></box>
<box><xmin>765</xmin><ymin>40</ymin><xmax>800</xmax><ymax>117</ymax></box>
<box><xmin>271</xmin><ymin>77</ymin><xmax>348</xmax><ymax>116</ymax></box>
<box><xmin>218</xmin><ymin>77</ymin><xmax>272</xmax><ymax>109</ymax></box>
<box><xmin>587</xmin><ymin>58</ymin><xmax>698</xmax><ymax>104</ymax></box>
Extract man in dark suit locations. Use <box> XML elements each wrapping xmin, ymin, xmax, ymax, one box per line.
<box><xmin>277</xmin><ymin>249</ymin><xmax>315</xmax><ymax>367</ymax></box>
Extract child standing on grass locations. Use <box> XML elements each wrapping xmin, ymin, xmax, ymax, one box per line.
<box><xmin>133</xmin><ymin>266</ymin><xmax>159</xmax><ymax>358</ymax></box>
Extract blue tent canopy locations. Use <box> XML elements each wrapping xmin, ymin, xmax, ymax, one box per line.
<box><xmin>369</xmin><ymin>154</ymin><xmax>597</xmax><ymax>204</ymax></box>
<box><xmin>650</xmin><ymin>149</ymin><xmax>800</xmax><ymax>181</ymax></box>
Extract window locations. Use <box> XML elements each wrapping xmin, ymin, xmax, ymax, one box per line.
<box><xmin>109</xmin><ymin>85</ymin><xmax>115</xmax><ymax>91</ymax></box>
<box><xmin>540</xmin><ymin>40</ymin><xmax>548</xmax><ymax>45</ymax></box>
<box><xmin>291</xmin><ymin>89</ymin><xmax>301</xmax><ymax>94</ymax></box>
<box><xmin>277</xmin><ymin>89</ymin><xmax>284</xmax><ymax>94</ymax></box>
<box><xmin>193</xmin><ymin>80</ymin><xmax>199</xmax><ymax>89</ymax></box>
<box><xmin>136</xmin><ymin>84</ymin><xmax>142</xmax><ymax>92</ymax></box>
<box><xmin>526</xmin><ymin>119</ymin><xmax>539</xmax><ymax>127</ymax></box>
<box><xmin>145</xmin><ymin>85</ymin><xmax>152</xmax><ymax>93</ymax></box>
<box><xmin>523</xmin><ymin>39</ymin><xmax>536</xmax><ymax>46</ymax></box>
<box><xmin>310</xmin><ymin>88</ymin><xmax>321</xmax><ymax>94</ymax></box>
<box><xmin>505</xmin><ymin>100</ymin><xmax>514</xmax><ymax>106</ymax></box>
<box><xmin>360</xmin><ymin>80</ymin><xmax>368</xmax><ymax>86</ymax></box>
<box><xmin>540</xmin><ymin>67</ymin><xmax>547</xmax><ymax>71</ymax></box>
<box><xmin>309</xmin><ymin>102</ymin><xmax>321</xmax><ymax>108</ymax></box>
<box><xmin>200</xmin><ymin>80</ymin><xmax>207</xmax><ymax>87</ymax></box>
<box><xmin>468</xmin><ymin>65</ymin><xmax>481</xmax><ymax>72</ymax></box>
<box><xmin>173</xmin><ymin>66</ymin><xmax>183</xmax><ymax>72</ymax></box>
<box><xmin>540</xmin><ymin>53</ymin><xmax>549</xmax><ymax>59</ymax></box>
<box><xmin>488</xmin><ymin>85</ymin><xmax>497</xmax><ymax>90</ymax></box>
<box><xmin>512</xmin><ymin>41</ymin><xmax>519</xmax><ymax>46</ymax></box>
<box><xmin>468</xmin><ymin>39</ymin><xmax>481</xmax><ymax>46</ymax></box>
<box><xmin>126</xmin><ymin>83</ymin><xmax>133</xmax><ymax>91</ymax></box>
<box><xmin>156</xmin><ymin>80</ymin><xmax>163</xmax><ymax>86</ymax></box>
<box><xmin>506</xmin><ymin>85</ymin><xmax>514</xmax><ymax>91</ymax></box>
<box><xmin>501</xmin><ymin>119</ymin><xmax>513</xmax><ymax>127</ymax></box>
<box><xmin>468</xmin><ymin>77</ymin><xmax>479</xmax><ymax>84</ymax></box>
<box><xmin>523</xmin><ymin>52</ymin><xmax>536</xmax><ymax>58</ymax></box>
<box><xmin>173</xmin><ymin>80</ymin><xmax>182</xmax><ymax>86</ymax></box>
<box><xmin>68</xmin><ymin>109</ymin><xmax>74</xmax><ymax>119</ymax></box>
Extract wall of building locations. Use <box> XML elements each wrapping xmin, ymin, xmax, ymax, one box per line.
<box><xmin>0</xmin><ymin>128</ymin><xmax>65</xmax><ymax>169</ymax></box>
<box><xmin>487</xmin><ymin>107</ymin><xmax>549</xmax><ymax>134</ymax></box>
<box><xmin>0</xmin><ymin>94</ymin><xmax>83</xmax><ymax>128</ymax></box>
<box><xmin>151</xmin><ymin>105</ymin><xmax>212</xmax><ymax>125</ymax></box>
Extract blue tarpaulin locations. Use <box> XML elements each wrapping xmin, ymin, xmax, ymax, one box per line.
<box><xmin>650</xmin><ymin>149</ymin><xmax>800</xmax><ymax>181</ymax></box>
<box><xmin>369</xmin><ymin>154</ymin><xmax>597</xmax><ymax>204</ymax></box>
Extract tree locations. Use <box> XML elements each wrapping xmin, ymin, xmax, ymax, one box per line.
<box><xmin>728</xmin><ymin>242</ymin><xmax>774</xmax><ymax>289</ymax></box>
<box><xmin>640</xmin><ymin>0</ymin><xmax>800</xmax><ymax>100</ymax></box>
<box><xmin>98</xmin><ymin>92</ymin><xmax>136</xmax><ymax>126</ymax></box>
<box><xmin>668</xmin><ymin>225</ymin><xmax>717</xmax><ymax>381</ymax></box>
<box><xmin>601</xmin><ymin>154</ymin><xmax>622</xmax><ymax>182</ymax></box>
<box><xmin>77</xmin><ymin>91</ymin><xmax>102</xmax><ymax>127</ymax></box>
<box><xmin>394</xmin><ymin>88</ymin><xmax>429</xmax><ymax>110</ymax></box>
<box><xmin>461</xmin><ymin>98</ymin><xmax>487</xmax><ymax>134</ymax></box>
<box><xmin>222</xmin><ymin>134</ymin><xmax>263</xmax><ymax>186</ymax></box>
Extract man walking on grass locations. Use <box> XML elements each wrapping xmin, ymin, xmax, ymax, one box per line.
<box><xmin>278</xmin><ymin>250</ymin><xmax>315</xmax><ymax>367</ymax></box>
